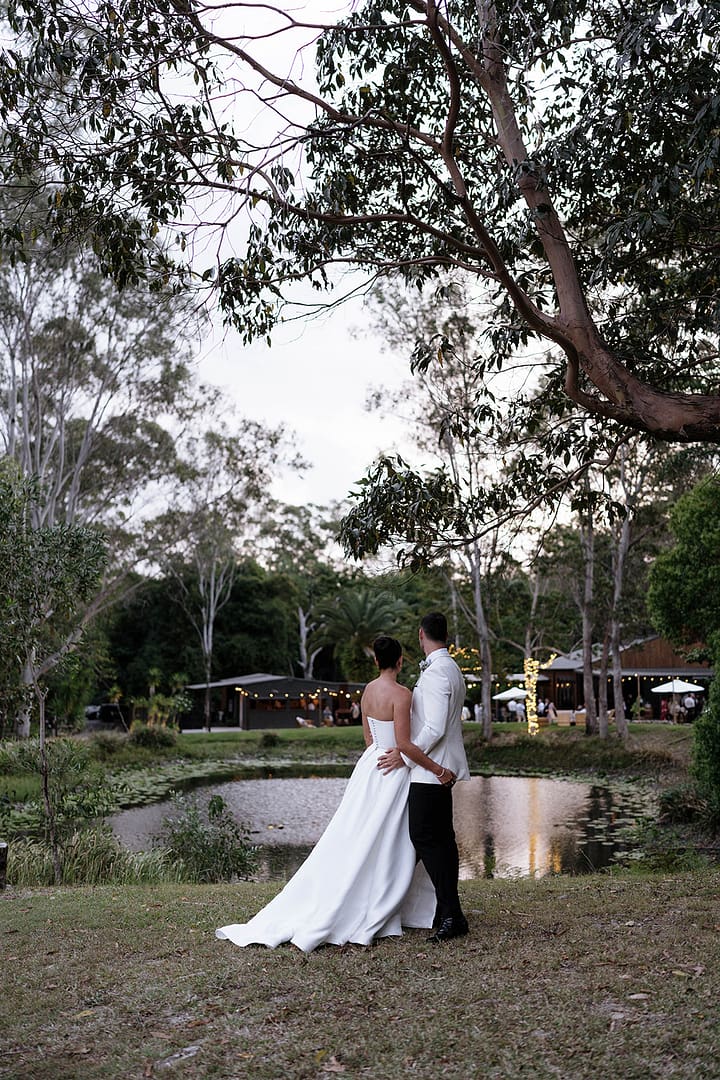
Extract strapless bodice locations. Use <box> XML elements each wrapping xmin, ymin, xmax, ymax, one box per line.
<box><xmin>367</xmin><ymin>717</ymin><xmax>396</xmax><ymax>750</ymax></box>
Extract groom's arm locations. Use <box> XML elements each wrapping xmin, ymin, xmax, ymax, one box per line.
<box><xmin>407</xmin><ymin>669</ymin><xmax>452</xmax><ymax>755</ymax></box>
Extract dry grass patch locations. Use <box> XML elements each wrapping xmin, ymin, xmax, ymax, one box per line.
<box><xmin>3</xmin><ymin>871</ymin><xmax>720</xmax><ymax>1079</ymax></box>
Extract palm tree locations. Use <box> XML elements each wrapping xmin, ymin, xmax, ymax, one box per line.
<box><xmin>312</xmin><ymin>587</ymin><xmax>407</xmax><ymax>681</ymax></box>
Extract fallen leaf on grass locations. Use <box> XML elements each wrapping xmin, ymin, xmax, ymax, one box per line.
<box><xmin>627</xmin><ymin>993</ymin><xmax>650</xmax><ymax>1001</ymax></box>
<box><xmin>69</xmin><ymin>1009</ymin><xmax>97</xmax><ymax>1019</ymax></box>
<box><xmin>321</xmin><ymin>1057</ymin><xmax>346</xmax><ymax>1073</ymax></box>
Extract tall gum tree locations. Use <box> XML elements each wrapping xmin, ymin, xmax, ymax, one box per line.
<box><xmin>363</xmin><ymin>278</ymin><xmax>513</xmax><ymax>737</ymax></box>
<box><xmin>160</xmin><ymin>423</ymin><xmax>304</xmax><ymax>728</ymax></box>
<box><xmin>0</xmin><ymin>0</ymin><xmax>719</xmax><ymax>443</ymax></box>
<box><xmin>0</xmin><ymin>236</ymin><xmax>215</xmax><ymax>728</ymax></box>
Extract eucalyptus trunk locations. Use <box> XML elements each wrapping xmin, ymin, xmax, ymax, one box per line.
<box><xmin>609</xmin><ymin>472</ymin><xmax>633</xmax><ymax>740</ymax></box>
<box><xmin>471</xmin><ymin>544</ymin><xmax>494</xmax><ymax>741</ymax></box>
<box><xmin>597</xmin><ymin>634</ymin><xmax>610</xmax><ymax>739</ymax></box>
<box><xmin>37</xmin><ymin>682</ymin><xmax>62</xmax><ymax>885</ymax></box>
<box><xmin>579</xmin><ymin>517</ymin><xmax>597</xmax><ymax>735</ymax></box>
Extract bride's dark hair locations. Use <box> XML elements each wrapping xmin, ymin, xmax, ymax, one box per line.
<box><xmin>373</xmin><ymin>635</ymin><xmax>402</xmax><ymax>670</ymax></box>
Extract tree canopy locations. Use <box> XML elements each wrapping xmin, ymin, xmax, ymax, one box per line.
<box><xmin>0</xmin><ymin>0</ymin><xmax>719</xmax><ymax>442</ymax></box>
<box><xmin>647</xmin><ymin>476</ymin><xmax>720</xmax><ymax>656</ymax></box>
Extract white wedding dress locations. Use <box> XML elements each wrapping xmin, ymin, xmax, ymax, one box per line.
<box><xmin>216</xmin><ymin>718</ymin><xmax>435</xmax><ymax>952</ymax></box>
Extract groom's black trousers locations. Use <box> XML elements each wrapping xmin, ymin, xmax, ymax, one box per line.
<box><xmin>408</xmin><ymin>783</ymin><xmax>463</xmax><ymax>921</ymax></box>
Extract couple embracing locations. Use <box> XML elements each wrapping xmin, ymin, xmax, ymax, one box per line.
<box><xmin>216</xmin><ymin>612</ymin><xmax>470</xmax><ymax>952</ymax></box>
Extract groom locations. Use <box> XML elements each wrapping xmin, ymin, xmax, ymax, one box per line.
<box><xmin>378</xmin><ymin>612</ymin><xmax>470</xmax><ymax>942</ymax></box>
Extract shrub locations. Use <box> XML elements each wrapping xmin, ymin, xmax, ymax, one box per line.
<box><xmin>691</xmin><ymin>643</ymin><xmax>720</xmax><ymax>830</ymax></box>
<box><xmin>658</xmin><ymin>784</ymin><xmax>708</xmax><ymax>825</ymax></box>
<box><xmin>128</xmin><ymin>723</ymin><xmax>177</xmax><ymax>749</ymax></box>
<box><xmin>0</xmin><ymin>737</ymin><xmax>113</xmax><ymax>841</ymax></box>
<box><xmin>89</xmin><ymin>730</ymin><xmax>128</xmax><ymax>759</ymax></box>
<box><xmin>156</xmin><ymin>793</ymin><xmax>257</xmax><ymax>882</ymax></box>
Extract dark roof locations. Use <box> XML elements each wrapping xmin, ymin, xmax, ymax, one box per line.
<box><xmin>185</xmin><ymin>673</ymin><xmax>365</xmax><ymax>698</ymax></box>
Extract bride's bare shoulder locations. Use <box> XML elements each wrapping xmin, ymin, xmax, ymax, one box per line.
<box><xmin>392</xmin><ymin>682</ymin><xmax>412</xmax><ymax>704</ymax></box>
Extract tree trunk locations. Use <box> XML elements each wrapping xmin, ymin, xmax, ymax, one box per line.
<box><xmin>298</xmin><ymin>606</ymin><xmax>320</xmax><ymax>678</ymax></box>
<box><xmin>15</xmin><ymin>658</ymin><xmax>34</xmax><ymax>738</ymax></box>
<box><xmin>597</xmin><ymin>633</ymin><xmax>610</xmax><ymax>739</ymax></box>
<box><xmin>611</xmin><ymin>629</ymin><xmax>628</xmax><ymax>740</ymax></box>
<box><xmin>609</xmin><ymin>455</ymin><xmax>633</xmax><ymax>740</ymax></box>
<box><xmin>203</xmin><ymin>659</ymin><xmax>212</xmax><ymax>733</ymax></box>
<box><xmin>471</xmin><ymin>543</ymin><xmax>494</xmax><ymax>742</ymax></box>
<box><xmin>579</xmin><ymin>516</ymin><xmax>597</xmax><ymax>735</ymax></box>
<box><xmin>15</xmin><ymin>702</ymin><xmax>31</xmax><ymax>739</ymax></box>
<box><xmin>37</xmin><ymin>684</ymin><xmax>62</xmax><ymax>885</ymax></box>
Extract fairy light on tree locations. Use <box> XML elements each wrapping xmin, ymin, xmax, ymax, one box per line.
<box><xmin>448</xmin><ymin>644</ymin><xmax>482</xmax><ymax>677</ymax></box>
<box><xmin>523</xmin><ymin>657</ymin><xmax>541</xmax><ymax>736</ymax></box>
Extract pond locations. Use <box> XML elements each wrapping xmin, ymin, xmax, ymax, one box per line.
<box><xmin>109</xmin><ymin>773</ymin><xmax>652</xmax><ymax>880</ymax></box>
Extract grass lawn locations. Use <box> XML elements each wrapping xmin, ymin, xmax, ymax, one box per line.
<box><xmin>4</xmin><ymin>871</ymin><xmax>720</xmax><ymax>1079</ymax></box>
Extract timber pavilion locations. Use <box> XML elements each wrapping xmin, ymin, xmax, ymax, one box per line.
<box><xmin>542</xmin><ymin>636</ymin><xmax>713</xmax><ymax>718</ymax></box>
<box><xmin>184</xmin><ymin>673</ymin><xmax>365</xmax><ymax>730</ymax></box>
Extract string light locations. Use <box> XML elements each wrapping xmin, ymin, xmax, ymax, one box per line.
<box><xmin>524</xmin><ymin>657</ymin><xmax>540</xmax><ymax>737</ymax></box>
<box><xmin>448</xmin><ymin>643</ymin><xmax>483</xmax><ymax>675</ymax></box>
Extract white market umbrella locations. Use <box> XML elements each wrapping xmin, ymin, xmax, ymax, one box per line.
<box><xmin>492</xmin><ymin>688</ymin><xmax>529</xmax><ymax>701</ymax></box>
<box><xmin>507</xmin><ymin>673</ymin><xmax>549</xmax><ymax>683</ymax></box>
<box><xmin>650</xmin><ymin>679</ymin><xmax>704</xmax><ymax>694</ymax></box>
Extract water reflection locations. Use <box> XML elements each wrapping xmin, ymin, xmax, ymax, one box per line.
<box><xmin>110</xmin><ymin>774</ymin><xmax>650</xmax><ymax>880</ymax></box>
<box><xmin>454</xmin><ymin>776</ymin><xmax>648</xmax><ymax>878</ymax></box>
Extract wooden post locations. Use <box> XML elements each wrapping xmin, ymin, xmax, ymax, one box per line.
<box><xmin>0</xmin><ymin>842</ymin><xmax>7</xmax><ymax>889</ymax></box>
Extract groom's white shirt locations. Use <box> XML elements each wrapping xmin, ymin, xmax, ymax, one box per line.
<box><xmin>403</xmin><ymin>648</ymin><xmax>470</xmax><ymax>784</ymax></box>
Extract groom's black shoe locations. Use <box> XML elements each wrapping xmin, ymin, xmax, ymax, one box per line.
<box><xmin>427</xmin><ymin>915</ymin><xmax>469</xmax><ymax>943</ymax></box>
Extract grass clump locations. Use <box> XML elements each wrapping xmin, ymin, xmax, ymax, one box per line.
<box><xmin>7</xmin><ymin>827</ymin><xmax>179</xmax><ymax>886</ymax></box>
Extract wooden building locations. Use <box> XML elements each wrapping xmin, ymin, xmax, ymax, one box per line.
<box><xmin>184</xmin><ymin>672</ymin><xmax>365</xmax><ymax>730</ymax></box>
<box><xmin>540</xmin><ymin>636</ymin><xmax>713</xmax><ymax>717</ymax></box>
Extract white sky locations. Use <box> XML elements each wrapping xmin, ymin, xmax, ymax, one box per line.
<box><xmin>199</xmin><ymin>294</ymin><xmax>416</xmax><ymax>507</ymax></box>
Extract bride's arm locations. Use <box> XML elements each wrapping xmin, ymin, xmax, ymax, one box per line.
<box><xmin>360</xmin><ymin>691</ymin><xmax>373</xmax><ymax>748</ymax></box>
<box><xmin>384</xmin><ymin>695</ymin><xmax>455</xmax><ymax>783</ymax></box>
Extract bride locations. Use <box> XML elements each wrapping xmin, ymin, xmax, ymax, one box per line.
<box><xmin>216</xmin><ymin>635</ymin><xmax>455</xmax><ymax>952</ymax></box>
